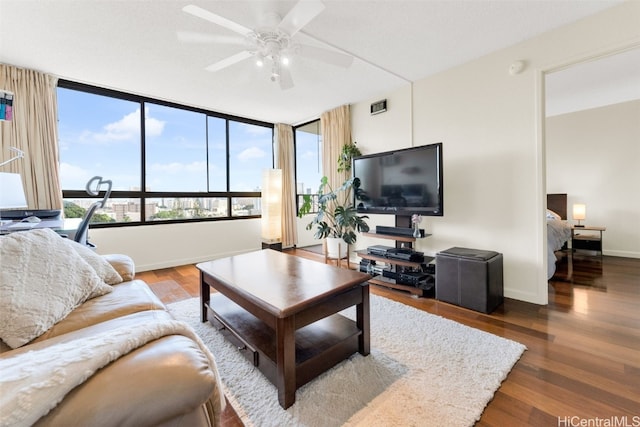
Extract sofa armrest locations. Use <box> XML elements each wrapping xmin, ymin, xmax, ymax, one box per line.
<box><xmin>103</xmin><ymin>254</ymin><xmax>135</xmax><ymax>281</ymax></box>
<box><xmin>34</xmin><ymin>335</ymin><xmax>222</xmax><ymax>427</ymax></box>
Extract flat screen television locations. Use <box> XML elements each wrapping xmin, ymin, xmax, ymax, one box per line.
<box><xmin>353</xmin><ymin>143</ymin><xmax>443</xmax><ymax>216</ymax></box>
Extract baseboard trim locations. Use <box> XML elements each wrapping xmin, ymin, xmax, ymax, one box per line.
<box><xmin>603</xmin><ymin>250</ymin><xmax>640</xmax><ymax>259</ymax></box>
<box><xmin>504</xmin><ymin>287</ymin><xmax>547</xmax><ymax>305</ymax></box>
<box><xmin>136</xmin><ymin>249</ymin><xmax>253</xmax><ymax>272</ymax></box>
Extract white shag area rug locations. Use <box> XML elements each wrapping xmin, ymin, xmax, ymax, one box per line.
<box><xmin>168</xmin><ymin>295</ymin><xmax>526</xmax><ymax>427</ymax></box>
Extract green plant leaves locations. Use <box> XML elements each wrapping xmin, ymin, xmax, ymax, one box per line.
<box><xmin>298</xmin><ymin>176</ymin><xmax>369</xmax><ymax>245</ymax></box>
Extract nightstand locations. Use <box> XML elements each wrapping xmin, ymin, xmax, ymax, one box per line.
<box><xmin>571</xmin><ymin>225</ymin><xmax>606</xmax><ymax>255</ymax></box>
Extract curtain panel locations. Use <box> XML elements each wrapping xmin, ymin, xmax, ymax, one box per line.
<box><xmin>275</xmin><ymin>123</ymin><xmax>297</xmax><ymax>248</ymax></box>
<box><xmin>320</xmin><ymin>104</ymin><xmax>351</xmax><ymax>190</ymax></box>
<box><xmin>0</xmin><ymin>64</ymin><xmax>62</xmax><ymax>210</ymax></box>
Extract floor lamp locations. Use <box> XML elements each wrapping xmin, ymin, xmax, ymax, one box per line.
<box><xmin>261</xmin><ymin>169</ymin><xmax>283</xmax><ymax>251</ymax></box>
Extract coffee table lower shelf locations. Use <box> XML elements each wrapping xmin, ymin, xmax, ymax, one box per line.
<box><xmin>206</xmin><ymin>293</ymin><xmax>362</xmax><ymax>390</ymax></box>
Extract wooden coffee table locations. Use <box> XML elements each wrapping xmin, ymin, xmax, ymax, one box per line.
<box><xmin>197</xmin><ymin>249</ymin><xmax>371</xmax><ymax>409</ymax></box>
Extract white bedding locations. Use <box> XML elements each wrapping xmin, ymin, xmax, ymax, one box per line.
<box><xmin>547</xmin><ymin>217</ymin><xmax>571</xmax><ymax>279</ymax></box>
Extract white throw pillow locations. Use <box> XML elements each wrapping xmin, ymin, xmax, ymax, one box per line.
<box><xmin>546</xmin><ymin>209</ymin><xmax>561</xmax><ymax>220</ymax></box>
<box><xmin>63</xmin><ymin>239</ymin><xmax>123</xmax><ymax>286</ymax></box>
<box><xmin>102</xmin><ymin>254</ymin><xmax>135</xmax><ymax>281</ymax></box>
<box><xmin>0</xmin><ymin>228</ymin><xmax>111</xmax><ymax>348</ymax></box>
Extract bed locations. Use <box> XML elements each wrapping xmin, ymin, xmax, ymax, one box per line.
<box><xmin>547</xmin><ymin>193</ymin><xmax>572</xmax><ymax>279</ymax></box>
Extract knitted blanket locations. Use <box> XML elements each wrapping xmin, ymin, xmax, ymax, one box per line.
<box><xmin>0</xmin><ymin>319</ymin><xmax>225</xmax><ymax>427</ymax></box>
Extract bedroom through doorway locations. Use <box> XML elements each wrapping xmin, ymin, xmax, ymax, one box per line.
<box><xmin>543</xmin><ymin>46</ymin><xmax>640</xmax><ymax>286</ymax></box>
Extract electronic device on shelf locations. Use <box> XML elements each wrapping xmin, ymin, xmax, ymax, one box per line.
<box><xmin>371</xmin><ymin>265</ymin><xmax>389</xmax><ymax>275</ymax></box>
<box><xmin>367</xmin><ymin>245</ymin><xmax>395</xmax><ymax>257</ymax></box>
<box><xmin>359</xmin><ymin>259</ymin><xmax>392</xmax><ymax>276</ymax></box>
<box><xmin>398</xmin><ymin>271</ymin><xmax>427</xmax><ymax>286</ymax></box>
<box><xmin>386</xmin><ymin>248</ymin><xmax>425</xmax><ymax>263</ymax></box>
<box><xmin>382</xmin><ymin>270</ymin><xmax>433</xmax><ymax>289</ymax></box>
<box><xmin>365</xmin><ymin>245</ymin><xmax>426</xmax><ymax>263</ymax></box>
<box><xmin>353</xmin><ymin>142</ymin><xmax>443</xmax><ymax>217</ymax></box>
<box><xmin>359</xmin><ymin>259</ymin><xmax>375</xmax><ymax>273</ymax></box>
<box><xmin>361</xmin><ymin>233</ymin><xmax>435</xmax><ymax>298</ymax></box>
<box><xmin>424</xmin><ymin>259</ymin><xmax>436</xmax><ymax>275</ymax></box>
<box><xmin>375</xmin><ymin>225</ymin><xmax>424</xmax><ymax>238</ymax></box>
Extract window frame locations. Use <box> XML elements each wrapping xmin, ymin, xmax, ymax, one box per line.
<box><xmin>58</xmin><ymin>80</ymin><xmax>273</xmax><ymax>228</ymax></box>
<box><xmin>293</xmin><ymin>118</ymin><xmax>322</xmax><ymax>215</ymax></box>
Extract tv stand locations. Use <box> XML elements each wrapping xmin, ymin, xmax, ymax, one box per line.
<box><xmin>358</xmin><ymin>231</ymin><xmax>434</xmax><ymax>297</ymax></box>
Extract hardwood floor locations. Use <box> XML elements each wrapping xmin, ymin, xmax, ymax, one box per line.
<box><xmin>137</xmin><ymin>249</ymin><xmax>640</xmax><ymax>426</ymax></box>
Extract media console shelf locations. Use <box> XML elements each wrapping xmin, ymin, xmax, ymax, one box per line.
<box><xmin>358</xmin><ymin>231</ymin><xmax>434</xmax><ymax>297</ymax></box>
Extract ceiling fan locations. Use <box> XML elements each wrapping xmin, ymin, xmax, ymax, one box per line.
<box><xmin>179</xmin><ymin>0</ymin><xmax>354</xmax><ymax>90</ymax></box>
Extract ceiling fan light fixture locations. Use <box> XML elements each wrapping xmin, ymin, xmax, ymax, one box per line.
<box><xmin>181</xmin><ymin>1</ymin><xmax>351</xmax><ymax>90</ymax></box>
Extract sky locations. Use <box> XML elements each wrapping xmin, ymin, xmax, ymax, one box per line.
<box><xmin>57</xmin><ymin>87</ymin><xmax>274</xmax><ymax>193</ymax></box>
<box><xmin>295</xmin><ymin>128</ymin><xmax>323</xmax><ymax>194</ymax></box>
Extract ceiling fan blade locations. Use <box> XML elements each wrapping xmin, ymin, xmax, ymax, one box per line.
<box><xmin>279</xmin><ymin>67</ymin><xmax>294</xmax><ymax>90</ymax></box>
<box><xmin>177</xmin><ymin>31</ymin><xmax>246</xmax><ymax>45</ymax></box>
<box><xmin>297</xmin><ymin>44</ymin><xmax>354</xmax><ymax>68</ymax></box>
<box><xmin>278</xmin><ymin>0</ymin><xmax>325</xmax><ymax>36</ymax></box>
<box><xmin>205</xmin><ymin>51</ymin><xmax>253</xmax><ymax>72</ymax></box>
<box><xmin>183</xmin><ymin>5</ymin><xmax>253</xmax><ymax>37</ymax></box>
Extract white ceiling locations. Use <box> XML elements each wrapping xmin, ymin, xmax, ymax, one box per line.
<box><xmin>0</xmin><ymin>0</ymin><xmax>625</xmax><ymax>125</ymax></box>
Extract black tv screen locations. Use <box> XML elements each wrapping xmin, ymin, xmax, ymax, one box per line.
<box><xmin>353</xmin><ymin>143</ymin><xmax>443</xmax><ymax>216</ymax></box>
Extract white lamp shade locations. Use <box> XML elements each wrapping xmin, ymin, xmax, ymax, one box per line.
<box><xmin>572</xmin><ymin>204</ymin><xmax>586</xmax><ymax>221</ymax></box>
<box><xmin>261</xmin><ymin>169</ymin><xmax>282</xmax><ymax>243</ymax></box>
<box><xmin>0</xmin><ymin>172</ymin><xmax>28</xmax><ymax>209</ymax></box>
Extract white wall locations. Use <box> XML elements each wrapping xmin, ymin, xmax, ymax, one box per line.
<box><xmin>90</xmin><ymin>218</ymin><xmax>262</xmax><ymax>272</ymax></box>
<box><xmin>296</xmin><ymin>84</ymin><xmax>414</xmax><ymax>249</ymax></box>
<box><xmin>350</xmin><ymin>2</ymin><xmax>640</xmax><ymax>304</ymax></box>
<box><xmin>351</xmin><ymin>84</ymin><xmax>413</xmax><ymax>154</ymax></box>
<box><xmin>546</xmin><ymin>100</ymin><xmax>640</xmax><ymax>258</ymax></box>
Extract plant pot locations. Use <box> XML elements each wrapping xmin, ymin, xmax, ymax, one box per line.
<box><xmin>325</xmin><ymin>237</ymin><xmax>348</xmax><ymax>259</ymax></box>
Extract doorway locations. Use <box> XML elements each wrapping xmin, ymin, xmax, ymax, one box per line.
<box><xmin>543</xmin><ymin>47</ymin><xmax>640</xmax><ymax>284</ymax></box>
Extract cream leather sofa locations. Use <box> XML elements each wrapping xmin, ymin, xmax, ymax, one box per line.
<box><xmin>0</xmin><ymin>254</ymin><xmax>224</xmax><ymax>427</ymax></box>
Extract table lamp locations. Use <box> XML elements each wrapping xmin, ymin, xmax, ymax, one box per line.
<box><xmin>573</xmin><ymin>203</ymin><xmax>586</xmax><ymax>227</ymax></box>
<box><xmin>0</xmin><ymin>172</ymin><xmax>28</xmax><ymax>210</ymax></box>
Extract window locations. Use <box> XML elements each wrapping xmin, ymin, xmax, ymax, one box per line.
<box><xmin>57</xmin><ymin>81</ymin><xmax>273</xmax><ymax>226</ymax></box>
<box><xmin>207</xmin><ymin>116</ymin><xmax>227</xmax><ymax>192</ymax></box>
<box><xmin>144</xmin><ymin>103</ymin><xmax>207</xmax><ymax>192</ymax></box>
<box><xmin>58</xmin><ymin>88</ymin><xmax>141</xmax><ymax>191</ymax></box>
<box><xmin>145</xmin><ymin>197</ymin><xmax>228</xmax><ymax>221</ymax></box>
<box><xmin>294</xmin><ymin>120</ymin><xmax>322</xmax><ymax>213</ymax></box>
<box><xmin>228</xmin><ymin>121</ymin><xmax>274</xmax><ymax>215</ymax></box>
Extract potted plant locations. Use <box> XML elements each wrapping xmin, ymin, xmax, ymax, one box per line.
<box><xmin>337</xmin><ymin>141</ymin><xmax>362</xmax><ymax>173</ymax></box>
<box><xmin>298</xmin><ymin>176</ymin><xmax>370</xmax><ymax>258</ymax></box>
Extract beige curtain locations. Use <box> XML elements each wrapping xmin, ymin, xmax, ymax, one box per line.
<box><xmin>274</xmin><ymin>123</ymin><xmax>297</xmax><ymax>248</ymax></box>
<box><xmin>320</xmin><ymin>105</ymin><xmax>351</xmax><ymax>190</ymax></box>
<box><xmin>0</xmin><ymin>64</ymin><xmax>62</xmax><ymax>209</ymax></box>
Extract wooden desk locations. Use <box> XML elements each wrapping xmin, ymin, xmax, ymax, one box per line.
<box><xmin>197</xmin><ymin>249</ymin><xmax>371</xmax><ymax>409</ymax></box>
<box><xmin>0</xmin><ymin>218</ymin><xmax>80</xmax><ymax>236</ymax></box>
